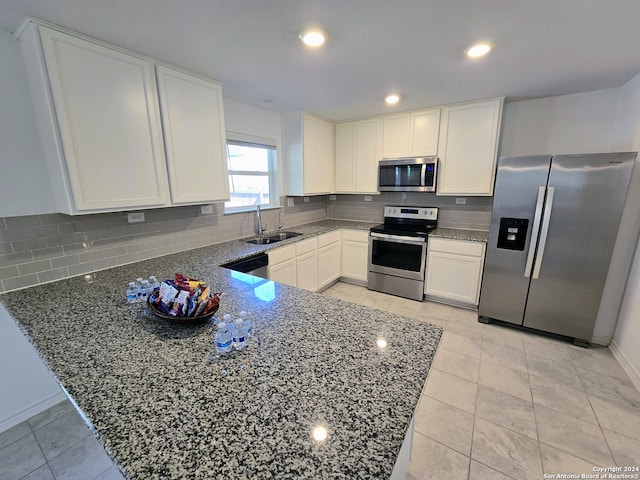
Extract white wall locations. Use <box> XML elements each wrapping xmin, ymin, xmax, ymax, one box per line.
<box><xmin>0</xmin><ymin>29</ymin><xmax>55</xmax><ymax>215</ymax></box>
<box><xmin>612</xmin><ymin>72</ymin><xmax>640</xmax><ymax>390</ymax></box>
<box><xmin>0</xmin><ymin>304</ymin><xmax>65</xmax><ymax>431</ymax></box>
<box><xmin>499</xmin><ymin>88</ymin><xmax>626</xmax><ymax>157</ymax></box>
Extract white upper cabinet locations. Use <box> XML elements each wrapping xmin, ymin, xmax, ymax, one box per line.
<box><xmin>21</xmin><ymin>23</ymin><xmax>170</xmax><ymax>214</ymax></box>
<box><xmin>334</xmin><ymin>118</ymin><xmax>381</xmax><ymax>193</ymax></box>
<box><xmin>437</xmin><ymin>99</ymin><xmax>503</xmax><ymax>196</ymax></box>
<box><xmin>156</xmin><ymin>65</ymin><xmax>229</xmax><ymax>204</ymax></box>
<box><xmin>382</xmin><ymin>109</ymin><xmax>440</xmax><ymax>159</ymax></box>
<box><xmin>284</xmin><ymin>112</ymin><xmax>334</xmax><ymax>196</ymax></box>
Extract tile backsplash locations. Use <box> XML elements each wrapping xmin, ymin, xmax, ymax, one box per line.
<box><xmin>0</xmin><ymin>192</ymin><xmax>490</xmax><ymax>292</ymax></box>
<box><xmin>0</xmin><ymin>196</ymin><xmax>326</xmax><ymax>293</ymax></box>
<box><xmin>326</xmin><ymin>192</ymin><xmax>493</xmax><ymax>230</ymax></box>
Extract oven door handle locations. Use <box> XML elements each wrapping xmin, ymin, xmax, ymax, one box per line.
<box><xmin>370</xmin><ymin>232</ymin><xmax>427</xmax><ymax>244</ymax></box>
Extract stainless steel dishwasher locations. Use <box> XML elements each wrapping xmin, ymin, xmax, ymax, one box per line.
<box><xmin>220</xmin><ymin>253</ymin><xmax>269</xmax><ymax>278</ymax></box>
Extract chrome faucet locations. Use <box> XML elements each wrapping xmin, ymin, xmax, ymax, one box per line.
<box><xmin>256</xmin><ymin>205</ymin><xmax>266</xmax><ymax>236</ymax></box>
<box><xmin>277</xmin><ymin>209</ymin><xmax>284</xmax><ymax>231</ymax></box>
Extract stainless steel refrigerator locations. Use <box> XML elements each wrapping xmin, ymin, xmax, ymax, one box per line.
<box><xmin>478</xmin><ymin>152</ymin><xmax>636</xmax><ymax>345</ymax></box>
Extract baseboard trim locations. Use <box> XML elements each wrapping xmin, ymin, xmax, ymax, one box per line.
<box><xmin>610</xmin><ymin>340</ymin><xmax>640</xmax><ymax>393</ymax></box>
<box><xmin>0</xmin><ymin>390</ymin><xmax>66</xmax><ymax>433</ymax></box>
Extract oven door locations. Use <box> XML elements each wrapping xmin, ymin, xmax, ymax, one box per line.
<box><xmin>368</xmin><ymin>232</ymin><xmax>427</xmax><ymax>281</ymax></box>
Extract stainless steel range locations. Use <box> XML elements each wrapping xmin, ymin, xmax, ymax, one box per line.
<box><xmin>367</xmin><ymin>206</ymin><xmax>438</xmax><ymax>301</ymax></box>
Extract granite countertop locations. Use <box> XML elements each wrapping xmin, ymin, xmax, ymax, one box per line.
<box><xmin>429</xmin><ymin>227</ymin><xmax>489</xmax><ymax>242</ymax></box>
<box><xmin>0</xmin><ymin>219</ymin><xmax>442</xmax><ymax>480</ymax></box>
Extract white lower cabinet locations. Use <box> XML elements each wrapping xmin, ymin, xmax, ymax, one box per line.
<box><xmin>425</xmin><ymin>238</ymin><xmax>486</xmax><ymax>307</ymax></box>
<box><xmin>317</xmin><ymin>231</ymin><xmax>342</xmax><ymax>289</ymax></box>
<box><xmin>267</xmin><ymin>244</ymin><xmax>297</xmax><ymax>287</ymax></box>
<box><xmin>341</xmin><ymin>229</ymin><xmax>369</xmax><ymax>283</ymax></box>
<box><xmin>295</xmin><ymin>238</ymin><xmax>318</xmax><ymax>292</ymax></box>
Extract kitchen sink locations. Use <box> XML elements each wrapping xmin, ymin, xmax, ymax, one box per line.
<box><xmin>244</xmin><ymin>231</ymin><xmax>302</xmax><ymax>245</ymax></box>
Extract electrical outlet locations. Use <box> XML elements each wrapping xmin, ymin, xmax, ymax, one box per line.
<box><xmin>200</xmin><ymin>204</ymin><xmax>213</xmax><ymax>215</ymax></box>
<box><xmin>287</xmin><ymin>197</ymin><xmax>295</xmax><ymax>207</ymax></box>
<box><xmin>127</xmin><ymin>212</ymin><xmax>145</xmax><ymax>223</ymax></box>
<box><xmin>329</xmin><ymin>194</ymin><xmax>336</xmax><ymax>200</ymax></box>
<box><xmin>304</xmin><ymin>197</ymin><xmax>310</xmax><ymax>203</ymax></box>
<box><xmin>456</xmin><ymin>197</ymin><xmax>467</xmax><ymax>205</ymax></box>
<box><xmin>364</xmin><ymin>195</ymin><xmax>372</xmax><ymax>202</ymax></box>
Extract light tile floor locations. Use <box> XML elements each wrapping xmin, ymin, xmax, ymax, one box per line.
<box><xmin>2</xmin><ymin>281</ymin><xmax>639</xmax><ymax>479</ymax></box>
<box><xmin>323</xmin><ymin>282</ymin><xmax>640</xmax><ymax>480</ymax></box>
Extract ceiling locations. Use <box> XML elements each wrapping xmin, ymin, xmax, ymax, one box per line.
<box><xmin>2</xmin><ymin>0</ymin><xmax>640</xmax><ymax>122</ymax></box>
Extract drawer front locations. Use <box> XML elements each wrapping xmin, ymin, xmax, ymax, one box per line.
<box><xmin>295</xmin><ymin>237</ymin><xmax>317</xmax><ymax>256</ymax></box>
<box><xmin>317</xmin><ymin>230</ymin><xmax>341</xmax><ymax>248</ymax></box>
<box><xmin>428</xmin><ymin>237</ymin><xmax>485</xmax><ymax>257</ymax></box>
<box><xmin>268</xmin><ymin>244</ymin><xmax>296</xmax><ymax>264</ymax></box>
<box><xmin>341</xmin><ymin>229</ymin><xmax>369</xmax><ymax>243</ymax></box>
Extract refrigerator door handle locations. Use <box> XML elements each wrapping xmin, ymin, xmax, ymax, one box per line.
<box><xmin>532</xmin><ymin>186</ymin><xmax>555</xmax><ymax>280</ymax></box>
<box><xmin>524</xmin><ymin>186</ymin><xmax>547</xmax><ymax>278</ymax></box>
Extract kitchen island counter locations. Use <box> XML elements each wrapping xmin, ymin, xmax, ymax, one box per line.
<box><xmin>0</xmin><ymin>226</ymin><xmax>441</xmax><ymax>479</ymax></box>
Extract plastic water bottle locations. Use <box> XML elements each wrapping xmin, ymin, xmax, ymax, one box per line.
<box><xmin>239</xmin><ymin>311</ymin><xmax>252</xmax><ymax>338</ymax></box>
<box><xmin>137</xmin><ymin>280</ymin><xmax>150</xmax><ymax>303</ymax></box>
<box><xmin>126</xmin><ymin>282</ymin><xmax>138</xmax><ymax>304</ymax></box>
<box><xmin>232</xmin><ymin>319</ymin><xmax>248</xmax><ymax>350</ymax></box>
<box><xmin>135</xmin><ymin>278</ymin><xmax>145</xmax><ymax>303</ymax></box>
<box><xmin>214</xmin><ymin>322</ymin><xmax>232</xmax><ymax>354</ymax></box>
<box><xmin>149</xmin><ymin>275</ymin><xmax>160</xmax><ymax>291</ymax></box>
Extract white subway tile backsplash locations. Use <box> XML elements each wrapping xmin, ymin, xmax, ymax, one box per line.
<box><xmin>0</xmin><ymin>193</ymin><xmax>490</xmax><ymax>292</ymax></box>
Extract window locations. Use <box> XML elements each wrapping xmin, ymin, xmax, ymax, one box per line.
<box><xmin>224</xmin><ymin>135</ymin><xmax>277</xmax><ymax>213</ymax></box>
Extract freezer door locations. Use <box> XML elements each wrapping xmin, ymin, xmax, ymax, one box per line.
<box><xmin>478</xmin><ymin>155</ymin><xmax>552</xmax><ymax>324</ymax></box>
<box><xmin>523</xmin><ymin>153</ymin><xmax>635</xmax><ymax>340</ymax></box>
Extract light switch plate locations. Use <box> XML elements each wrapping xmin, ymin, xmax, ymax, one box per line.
<box><xmin>287</xmin><ymin>197</ymin><xmax>295</xmax><ymax>207</ymax></box>
<box><xmin>200</xmin><ymin>204</ymin><xmax>213</xmax><ymax>215</ymax></box>
<box><xmin>455</xmin><ymin>198</ymin><xmax>467</xmax><ymax>205</ymax></box>
<box><xmin>364</xmin><ymin>195</ymin><xmax>372</xmax><ymax>202</ymax></box>
<box><xmin>329</xmin><ymin>194</ymin><xmax>336</xmax><ymax>200</ymax></box>
<box><xmin>304</xmin><ymin>197</ymin><xmax>310</xmax><ymax>203</ymax></box>
<box><xmin>127</xmin><ymin>212</ymin><xmax>145</xmax><ymax>223</ymax></box>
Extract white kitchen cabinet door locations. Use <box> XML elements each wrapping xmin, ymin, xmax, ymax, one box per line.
<box><xmin>268</xmin><ymin>245</ymin><xmax>297</xmax><ymax>287</ymax></box>
<box><xmin>334</xmin><ymin>118</ymin><xmax>381</xmax><ymax>193</ymax></box>
<box><xmin>296</xmin><ymin>250</ymin><xmax>319</xmax><ymax>291</ymax></box>
<box><xmin>437</xmin><ymin>99</ymin><xmax>503</xmax><ymax>196</ymax></box>
<box><xmin>318</xmin><ymin>232</ymin><xmax>341</xmax><ymax>289</ymax></box>
<box><xmin>341</xmin><ymin>229</ymin><xmax>369</xmax><ymax>283</ymax></box>
<box><xmin>284</xmin><ymin>112</ymin><xmax>334</xmax><ymax>196</ymax></box>
<box><xmin>156</xmin><ymin>65</ymin><xmax>229</xmax><ymax>204</ymax></box>
<box><xmin>382</xmin><ymin>114</ymin><xmax>411</xmax><ymax>158</ymax></box>
<box><xmin>295</xmin><ymin>237</ymin><xmax>318</xmax><ymax>291</ymax></box>
<box><xmin>409</xmin><ymin>109</ymin><xmax>440</xmax><ymax>157</ymax></box>
<box><xmin>354</xmin><ymin>118</ymin><xmax>382</xmax><ymax>192</ymax></box>
<box><xmin>268</xmin><ymin>259</ymin><xmax>297</xmax><ymax>287</ymax></box>
<box><xmin>27</xmin><ymin>24</ymin><xmax>169</xmax><ymax>213</ymax></box>
<box><xmin>334</xmin><ymin>122</ymin><xmax>356</xmax><ymax>193</ymax></box>
<box><xmin>425</xmin><ymin>238</ymin><xmax>486</xmax><ymax>307</ymax></box>
<box><xmin>382</xmin><ymin>109</ymin><xmax>439</xmax><ymax>159</ymax></box>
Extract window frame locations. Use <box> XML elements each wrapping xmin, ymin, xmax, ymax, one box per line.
<box><xmin>224</xmin><ymin>132</ymin><xmax>279</xmax><ymax>214</ymax></box>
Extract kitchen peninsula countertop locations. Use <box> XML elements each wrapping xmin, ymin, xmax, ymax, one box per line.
<box><xmin>0</xmin><ymin>219</ymin><xmax>442</xmax><ymax>480</ymax></box>
<box><xmin>429</xmin><ymin>227</ymin><xmax>489</xmax><ymax>242</ymax></box>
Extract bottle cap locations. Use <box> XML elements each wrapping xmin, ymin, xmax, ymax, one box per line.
<box><xmin>239</xmin><ymin>311</ymin><xmax>247</xmax><ymax>318</ymax></box>
<box><xmin>218</xmin><ymin>322</ymin><xmax>226</xmax><ymax>328</ymax></box>
<box><xmin>235</xmin><ymin>318</ymin><xmax>243</xmax><ymax>326</ymax></box>
<box><xmin>223</xmin><ymin>314</ymin><xmax>232</xmax><ymax>321</ymax></box>
<box><xmin>128</xmin><ymin>282</ymin><xmax>136</xmax><ymax>286</ymax></box>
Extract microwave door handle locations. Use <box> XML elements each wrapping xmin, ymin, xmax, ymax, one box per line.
<box><xmin>524</xmin><ymin>186</ymin><xmax>546</xmax><ymax>278</ymax></box>
<box><xmin>532</xmin><ymin>186</ymin><xmax>555</xmax><ymax>280</ymax></box>
<box><xmin>421</xmin><ymin>163</ymin><xmax>427</xmax><ymax>186</ymax></box>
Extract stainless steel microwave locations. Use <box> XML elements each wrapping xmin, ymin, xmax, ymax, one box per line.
<box><xmin>378</xmin><ymin>157</ymin><xmax>437</xmax><ymax>192</ymax></box>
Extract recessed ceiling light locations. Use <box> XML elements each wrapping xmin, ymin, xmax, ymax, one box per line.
<box><xmin>299</xmin><ymin>28</ymin><xmax>326</xmax><ymax>47</ymax></box>
<box><xmin>312</xmin><ymin>425</ymin><xmax>328</xmax><ymax>442</ymax></box>
<box><xmin>466</xmin><ymin>42</ymin><xmax>492</xmax><ymax>58</ymax></box>
<box><xmin>385</xmin><ymin>94</ymin><xmax>400</xmax><ymax>105</ymax></box>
